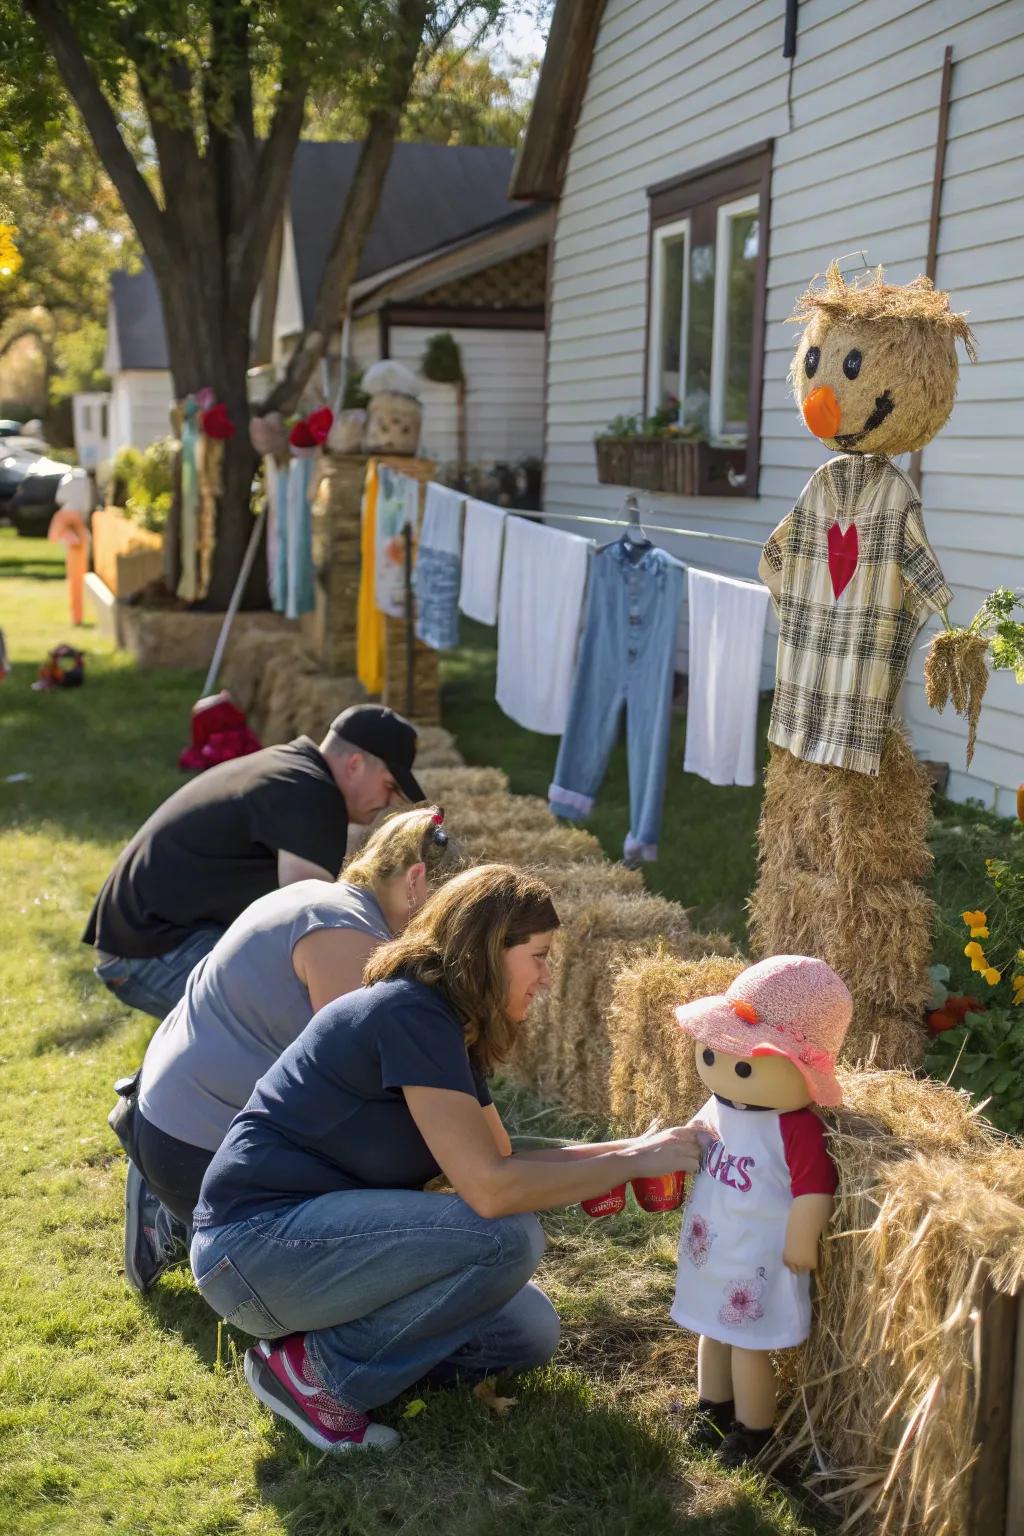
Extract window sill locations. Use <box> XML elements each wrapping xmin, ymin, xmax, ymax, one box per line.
<box><xmin>594</xmin><ymin>437</ymin><xmax>749</xmax><ymax>497</ymax></box>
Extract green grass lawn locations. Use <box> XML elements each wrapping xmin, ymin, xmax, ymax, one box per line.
<box><xmin>0</xmin><ymin>527</ymin><xmax>824</xmax><ymax>1536</ymax></box>
<box><xmin>441</xmin><ymin>623</ymin><xmax>769</xmax><ymax>943</ymax></box>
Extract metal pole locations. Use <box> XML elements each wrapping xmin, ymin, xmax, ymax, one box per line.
<box><xmin>910</xmin><ymin>44</ymin><xmax>954</xmax><ymax>491</ymax></box>
<box><xmin>404</xmin><ymin>521</ymin><xmax>414</xmax><ymax>719</ymax></box>
<box><xmin>201</xmin><ymin>500</ymin><xmax>267</xmax><ymax>699</ymax></box>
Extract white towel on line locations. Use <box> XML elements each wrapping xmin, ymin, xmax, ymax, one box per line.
<box><xmin>458</xmin><ymin>498</ymin><xmax>507</xmax><ymax>625</ymax></box>
<box><xmin>496</xmin><ymin>517</ymin><xmax>590</xmax><ymax>735</ymax></box>
<box><xmin>683</xmin><ymin>567</ymin><xmax>770</xmax><ymax>787</ymax></box>
<box><xmin>420</xmin><ymin>482</ymin><xmax>464</xmax><ymax>555</ymax></box>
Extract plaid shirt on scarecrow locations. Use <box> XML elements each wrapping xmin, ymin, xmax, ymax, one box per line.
<box><xmin>759</xmin><ymin>454</ymin><xmax>952</xmax><ymax>777</ymax></box>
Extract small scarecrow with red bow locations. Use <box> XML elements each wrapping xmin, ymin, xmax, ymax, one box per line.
<box><xmin>671</xmin><ymin>955</ymin><xmax>852</xmax><ymax>1466</ymax></box>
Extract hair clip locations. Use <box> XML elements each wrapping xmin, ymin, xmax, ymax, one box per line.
<box><xmin>432</xmin><ymin>807</ymin><xmax>445</xmax><ymax>826</ymax></box>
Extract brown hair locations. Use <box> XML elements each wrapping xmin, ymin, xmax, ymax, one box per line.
<box><xmin>343</xmin><ymin>806</ymin><xmax>463</xmax><ymax>893</ymax></box>
<box><xmin>789</xmin><ymin>262</ymin><xmax>977</xmax><ymax>359</ymax></box>
<box><xmin>363</xmin><ymin>863</ymin><xmax>560</xmax><ymax>1072</ymax></box>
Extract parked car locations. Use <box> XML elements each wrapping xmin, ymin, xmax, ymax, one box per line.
<box><xmin>0</xmin><ymin>419</ymin><xmax>26</xmax><ymax>438</ymax></box>
<box><xmin>7</xmin><ymin>457</ymin><xmax>87</xmax><ymax>537</ymax></box>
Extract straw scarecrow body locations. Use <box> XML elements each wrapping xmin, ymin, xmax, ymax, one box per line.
<box><xmin>750</xmin><ymin>264</ymin><xmax>976</xmax><ymax>1067</ymax></box>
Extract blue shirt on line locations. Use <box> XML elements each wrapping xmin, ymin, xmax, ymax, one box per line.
<box><xmin>193</xmin><ymin>977</ymin><xmax>493</xmax><ymax>1229</ymax></box>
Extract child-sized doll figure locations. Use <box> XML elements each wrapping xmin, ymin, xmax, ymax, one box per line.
<box><xmin>671</xmin><ymin>954</ymin><xmax>852</xmax><ymax>1466</ymax></box>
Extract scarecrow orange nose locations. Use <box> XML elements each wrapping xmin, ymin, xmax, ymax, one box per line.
<box><xmin>803</xmin><ymin>386</ymin><xmax>842</xmax><ymax>439</ymax></box>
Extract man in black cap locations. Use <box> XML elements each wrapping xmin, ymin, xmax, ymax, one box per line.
<box><xmin>84</xmin><ymin>705</ymin><xmax>424</xmax><ymax>1021</ymax></box>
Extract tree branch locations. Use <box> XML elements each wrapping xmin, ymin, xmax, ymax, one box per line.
<box><xmin>264</xmin><ymin>0</ymin><xmax>430</xmax><ymax>415</ymax></box>
<box><xmin>22</xmin><ymin>0</ymin><xmax>168</xmax><ymax>268</ymax></box>
<box><xmin>0</xmin><ymin>323</ymin><xmax>54</xmax><ymax>363</ymax></box>
<box><xmin>230</xmin><ymin>69</ymin><xmax>309</xmax><ymax>315</ymax></box>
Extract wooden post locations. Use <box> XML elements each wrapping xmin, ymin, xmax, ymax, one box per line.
<box><xmin>910</xmin><ymin>44</ymin><xmax>953</xmax><ymax>491</ymax></box>
<box><xmin>969</xmin><ymin>1281</ymin><xmax>1020</xmax><ymax>1536</ymax></box>
<box><xmin>1007</xmin><ymin>1289</ymin><xmax>1024</xmax><ymax>1536</ymax></box>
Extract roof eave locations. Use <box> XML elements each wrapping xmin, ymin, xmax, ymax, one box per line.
<box><xmin>509</xmin><ymin>0</ymin><xmax>607</xmax><ymax>203</ymax></box>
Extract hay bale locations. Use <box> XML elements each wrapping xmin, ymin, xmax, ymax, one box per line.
<box><xmin>843</xmin><ymin>1008</ymin><xmax>926</xmax><ymax>1072</ymax></box>
<box><xmin>609</xmin><ymin>949</ymin><xmax>748</xmax><ymax>1131</ymax></box>
<box><xmin>414</xmin><ymin>726</ymin><xmax>463</xmax><ymax>769</ymax></box>
<box><xmin>532</xmin><ymin>861</ymin><xmax>645</xmax><ymax>902</ymax></box>
<box><xmin>758</xmin><ymin>732</ymin><xmax>934</xmax><ymax>884</ymax></box>
<box><xmin>747</xmin><ymin>866</ymin><xmax>933</xmax><ymax>1025</ymax></box>
<box><xmin>476</xmin><ymin>823</ymin><xmax>607</xmax><ymax>869</ymax></box>
<box><xmin>417</xmin><ymin>766</ymin><xmax>509</xmax><ymax>802</ymax></box>
<box><xmin>511</xmin><ymin>891</ymin><xmax>732</xmax><ymax>1121</ymax></box>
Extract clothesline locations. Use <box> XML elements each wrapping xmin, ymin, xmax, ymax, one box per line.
<box><xmin>531</xmin><ymin>508</ymin><xmax>765</xmax><ymax>551</ymax></box>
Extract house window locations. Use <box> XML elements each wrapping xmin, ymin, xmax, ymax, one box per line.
<box><xmin>646</xmin><ymin>142</ymin><xmax>771</xmax><ymax>489</ymax></box>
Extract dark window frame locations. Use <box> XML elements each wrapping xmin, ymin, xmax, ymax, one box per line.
<box><xmin>645</xmin><ymin>141</ymin><xmax>773</xmax><ymax>498</ymax></box>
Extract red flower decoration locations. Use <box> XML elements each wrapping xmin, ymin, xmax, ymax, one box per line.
<box><xmin>288</xmin><ymin>419</ymin><xmax>317</xmax><ymax>449</ymax></box>
<box><xmin>306</xmin><ymin>407</ymin><xmax>334</xmax><ymax>444</ymax></box>
<box><xmin>201</xmin><ymin>402</ymin><xmax>235</xmax><ymax>440</ymax></box>
<box><xmin>432</xmin><ymin>808</ymin><xmax>445</xmax><ymax>826</ymax></box>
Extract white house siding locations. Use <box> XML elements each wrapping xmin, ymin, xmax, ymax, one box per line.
<box><xmin>350</xmin><ymin>315</ymin><xmax>546</xmax><ymax>467</ymax></box>
<box><xmin>543</xmin><ymin>0</ymin><xmax>1024</xmax><ymax>814</ymax></box>
<box><xmin>108</xmin><ymin>371</ymin><xmax>174</xmax><ymax>453</ymax></box>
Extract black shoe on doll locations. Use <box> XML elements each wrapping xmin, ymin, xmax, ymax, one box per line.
<box><xmin>685</xmin><ymin>1397</ymin><xmax>734</xmax><ymax>1450</ymax></box>
<box><xmin>717</xmin><ymin>1421</ymin><xmax>774</xmax><ymax>1467</ymax></box>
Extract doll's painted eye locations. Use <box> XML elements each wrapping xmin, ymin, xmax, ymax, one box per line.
<box><xmin>804</xmin><ymin>346</ymin><xmax>820</xmax><ymax>378</ymax></box>
<box><xmin>843</xmin><ymin>349</ymin><xmax>862</xmax><ymax>379</ymax></box>
<box><xmin>734</xmin><ymin>1061</ymin><xmax>752</xmax><ymax>1079</ymax></box>
<box><xmin>702</xmin><ymin>1049</ymin><xmax>715</xmax><ymax>1066</ymax></box>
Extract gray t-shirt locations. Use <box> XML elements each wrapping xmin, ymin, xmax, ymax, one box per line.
<box><xmin>138</xmin><ymin>880</ymin><xmax>391</xmax><ymax>1151</ymax></box>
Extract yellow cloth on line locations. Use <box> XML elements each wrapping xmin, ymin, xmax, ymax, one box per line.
<box><xmin>357</xmin><ymin>460</ymin><xmax>385</xmax><ymax>695</ymax></box>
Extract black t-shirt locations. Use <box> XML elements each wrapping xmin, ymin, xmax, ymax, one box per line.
<box><xmin>83</xmin><ymin>738</ymin><xmax>349</xmax><ymax>958</ymax></box>
<box><xmin>193</xmin><ymin>977</ymin><xmax>493</xmax><ymax>1228</ymax></box>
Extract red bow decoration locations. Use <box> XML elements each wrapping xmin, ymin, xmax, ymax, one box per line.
<box><xmin>201</xmin><ymin>402</ymin><xmax>235</xmax><ymax>440</ymax></box>
<box><xmin>289</xmin><ymin>407</ymin><xmax>334</xmax><ymax>449</ymax></box>
<box><xmin>432</xmin><ymin>808</ymin><xmax>445</xmax><ymax>826</ymax></box>
<box><xmin>731</xmin><ymin>999</ymin><xmax>760</xmax><ymax>1025</ymax></box>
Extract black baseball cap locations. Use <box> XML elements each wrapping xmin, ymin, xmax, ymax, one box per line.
<box><xmin>329</xmin><ymin>704</ymin><xmax>424</xmax><ymax>803</ymax></box>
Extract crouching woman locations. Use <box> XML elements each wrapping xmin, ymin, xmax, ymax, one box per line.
<box><xmin>190</xmin><ymin>863</ymin><xmax>704</xmax><ymax>1453</ymax></box>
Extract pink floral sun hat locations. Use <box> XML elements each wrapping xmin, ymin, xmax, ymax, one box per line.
<box><xmin>674</xmin><ymin>954</ymin><xmax>852</xmax><ymax>1107</ymax></box>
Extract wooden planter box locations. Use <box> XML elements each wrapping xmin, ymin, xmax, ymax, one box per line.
<box><xmin>595</xmin><ymin>437</ymin><xmax>748</xmax><ymax>498</ymax></box>
<box><xmin>91</xmin><ymin>507</ymin><xmax>164</xmax><ymax>597</ymax></box>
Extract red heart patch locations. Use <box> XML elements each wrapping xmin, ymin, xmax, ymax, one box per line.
<box><xmin>827</xmin><ymin>519</ymin><xmax>858</xmax><ymax>600</ymax></box>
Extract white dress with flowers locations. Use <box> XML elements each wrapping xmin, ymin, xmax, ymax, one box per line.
<box><xmin>671</xmin><ymin>1096</ymin><xmax>836</xmax><ymax>1350</ymax></box>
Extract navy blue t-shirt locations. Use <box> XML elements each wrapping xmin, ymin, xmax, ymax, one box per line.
<box><xmin>193</xmin><ymin>977</ymin><xmax>492</xmax><ymax>1227</ymax></box>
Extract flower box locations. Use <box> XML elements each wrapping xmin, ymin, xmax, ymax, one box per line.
<box><xmin>594</xmin><ymin>436</ymin><xmax>749</xmax><ymax>497</ymax></box>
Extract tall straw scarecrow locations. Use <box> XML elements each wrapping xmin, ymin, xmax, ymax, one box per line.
<box><xmin>750</xmin><ymin>263</ymin><xmax>976</xmax><ymax>1065</ymax></box>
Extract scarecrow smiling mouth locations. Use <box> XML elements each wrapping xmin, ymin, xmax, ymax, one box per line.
<box><xmin>802</xmin><ymin>384</ymin><xmax>895</xmax><ymax>448</ymax></box>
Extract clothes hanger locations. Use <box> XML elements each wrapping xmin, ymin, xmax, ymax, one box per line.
<box><xmin>596</xmin><ymin>493</ymin><xmax>653</xmax><ymax>555</ymax></box>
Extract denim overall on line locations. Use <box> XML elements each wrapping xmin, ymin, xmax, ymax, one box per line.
<box><xmin>549</xmin><ymin>540</ymin><xmax>684</xmax><ymax>863</ymax></box>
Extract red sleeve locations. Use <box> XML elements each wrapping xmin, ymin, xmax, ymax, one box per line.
<box><xmin>779</xmin><ymin>1109</ymin><xmax>837</xmax><ymax>1197</ymax></box>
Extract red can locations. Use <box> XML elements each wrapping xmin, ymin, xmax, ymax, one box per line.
<box><xmin>580</xmin><ymin>1183</ymin><xmax>627</xmax><ymax>1218</ymax></box>
<box><xmin>631</xmin><ymin>1171</ymin><xmax>687</xmax><ymax>1213</ymax></box>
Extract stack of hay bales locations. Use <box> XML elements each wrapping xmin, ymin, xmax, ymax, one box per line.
<box><xmin>301</xmin><ymin>453</ymin><xmax>365</xmax><ymax>676</ymax></box>
<box><xmin>220</xmin><ymin>629</ymin><xmax>364</xmax><ymax>744</ymax></box>
<box><xmin>748</xmin><ymin>729</ymin><xmax>934</xmax><ymax>1069</ymax></box>
<box><xmin>604</xmin><ymin>948</ymin><xmax>1024</xmax><ymax>1536</ymax></box>
<box><xmin>382</xmin><ymin>615</ymin><xmax>442</xmax><ymax>726</ymax></box>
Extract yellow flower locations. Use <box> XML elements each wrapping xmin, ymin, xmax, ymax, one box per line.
<box><xmin>964</xmin><ymin>942</ymin><xmax>984</xmax><ymax>960</ymax></box>
<box><xmin>1013</xmin><ymin>975</ymin><xmax>1024</xmax><ymax>990</ymax></box>
<box><xmin>970</xmin><ymin>926</ymin><xmax>990</xmax><ymax>939</ymax></box>
<box><xmin>983</xmin><ymin>967</ymin><xmax>1001</xmax><ymax>986</ymax></box>
<box><xmin>962</xmin><ymin>910</ymin><xmax>987</xmax><ymax>929</ymax></box>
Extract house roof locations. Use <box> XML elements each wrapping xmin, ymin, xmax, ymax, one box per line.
<box><xmin>510</xmin><ymin>0</ymin><xmax>607</xmax><ymax>202</ymax></box>
<box><xmin>290</xmin><ymin>141</ymin><xmax>527</xmax><ymax>323</ymax></box>
<box><xmin>107</xmin><ymin>141</ymin><xmax>533</xmax><ymax>370</ymax></box>
<box><xmin>107</xmin><ymin>265</ymin><xmax>169</xmax><ymax>372</ymax></box>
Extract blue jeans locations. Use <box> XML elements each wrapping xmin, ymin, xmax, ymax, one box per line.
<box><xmin>191</xmin><ymin>1190</ymin><xmax>559</xmax><ymax>1411</ymax></box>
<box><xmin>550</xmin><ymin>542</ymin><xmax>684</xmax><ymax>862</ymax></box>
<box><xmin>94</xmin><ymin>926</ymin><xmax>222</xmax><ymax>1019</ymax></box>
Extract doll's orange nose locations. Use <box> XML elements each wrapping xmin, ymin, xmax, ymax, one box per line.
<box><xmin>802</xmin><ymin>385</ymin><xmax>842</xmax><ymax>439</ymax></box>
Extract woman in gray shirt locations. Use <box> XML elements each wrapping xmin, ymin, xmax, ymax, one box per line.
<box><xmin>119</xmin><ymin>805</ymin><xmax>460</xmax><ymax>1289</ymax></box>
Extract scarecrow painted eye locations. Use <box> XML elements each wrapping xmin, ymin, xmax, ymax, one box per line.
<box><xmin>843</xmin><ymin>349</ymin><xmax>862</xmax><ymax>379</ymax></box>
<box><xmin>734</xmin><ymin>1061</ymin><xmax>753</xmax><ymax>1079</ymax></box>
<box><xmin>702</xmin><ymin>1049</ymin><xmax>716</xmax><ymax>1067</ymax></box>
<box><xmin>804</xmin><ymin>346</ymin><xmax>820</xmax><ymax>378</ymax></box>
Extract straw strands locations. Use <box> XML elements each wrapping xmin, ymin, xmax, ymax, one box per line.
<box><xmin>923</xmin><ymin>629</ymin><xmax>990</xmax><ymax>768</ymax></box>
<box><xmin>601</xmin><ymin>949</ymin><xmax>1024</xmax><ymax>1536</ymax></box>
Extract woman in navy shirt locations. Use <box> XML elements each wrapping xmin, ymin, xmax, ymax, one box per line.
<box><xmin>191</xmin><ymin>863</ymin><xmax>704</xmax><ymax>1453</ymax></box>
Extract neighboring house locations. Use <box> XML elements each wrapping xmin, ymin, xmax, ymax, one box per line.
<box><xmin>513</xmin><ymin>0</ymin><xmax>1024</xmax><ymax>815</ymax></box>
<box><xmin>274</xmin><ymin>141</ymin><xmax>549</xmax><ymax>468</ymax></box>
<box><xmin>102</xmin><ymin>266</ymin><xmax>174</xmax><ymax>454</ymax></box>
<box><xmin>102</xmin><ymin>142</ymin><xmax>549</xmax><ymax>470</ymax></box>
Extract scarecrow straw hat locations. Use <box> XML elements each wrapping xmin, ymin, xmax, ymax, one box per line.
<box><xmin>789</xmin><ymin>262</ymin><xmax>976</xmax><ymax>456</ymax></box>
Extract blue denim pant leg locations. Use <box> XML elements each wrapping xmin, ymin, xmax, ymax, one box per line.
<box><xmin>549</xmin><ymin>557</ymin><xmax>625</xmax><ymax>822</ymax></box>
<box><xmin>94</xmin><ymin>926</ymin><xmax>222</xmax><ymax>1019</ymax></box>
<box><xmin>191</xmin><ymin>1189</ymin><xmax>554</xmax><ymax>1411</ymax></box>
<box><xmin>624</xmin><ymin>553</ymin><xmax>684</xmax><ymax>862</ymax></box>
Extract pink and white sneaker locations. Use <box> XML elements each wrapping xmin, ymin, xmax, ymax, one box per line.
<box><xmin>244</xmin><ymin>1336</ymin><xmax>399</xmax><ymax>1453</ymax></box>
